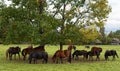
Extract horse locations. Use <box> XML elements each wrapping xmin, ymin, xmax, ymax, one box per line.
<box><xmin>104</xmin><ymin>50</ymin><xmax>119</xmax><ymax>60</ymax></box>
<box><xmin>72</xmin><ymin>50</ymin><xmax>88</xmax><ymax>60</ymax></box>
<box><xmin>6</xmin><ymin>46</ymin><xmax>21</xmax><ymax>60</ymax></box>
<box><xmin>91</xmin><ymin>47</ymin><xmax>102</xmax><ymax>55</ymax></box>
<box><xmin>86</xmin><ymin>47</ymin><xmax>102</xmax><ymax>61</ymax></box>
<box><xmin>68</xmin><ymin>45</ymin><xmax>76</xmax><ymax>51</ymax></box>
<box><xmin>52</xmin><ymin>49</ymin><xmax>71</xmax><ymax>64</ymax></box>
<box><xmin>28</xmin><ymin>51</ymin><xmax>48</xmax><ymax>64</ymax></box>
<box><xmin>52</xmin><ymin>50</ymin><xmax>66</xmax><ymax>63</ymax></box>
<box><xmin>85</xmin><ymin>45</ymin><xmax>90</xmax><ymax>48</ymax></box>
<box><xmin>86</xmin><ymin>50</ymin><xmax>101</xmax><ymax>61</ymax></box>
<box><xmin>22</xmin><ymin>45</ymin><xmax>45</xmax><ymax>60</ymax></box>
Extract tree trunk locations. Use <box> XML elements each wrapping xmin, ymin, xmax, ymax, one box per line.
<box><xmin>60</xmin><ymin>42</ymin><xmax>63</xmax><ymax>50</ymax></box>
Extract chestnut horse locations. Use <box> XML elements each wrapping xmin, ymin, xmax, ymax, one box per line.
<box><xmin>22</xmin><ymin>45</ymin><xmax>45</xmax><ymax>60</ymax></box>
<box><xmin>52</xmin><ymin>50</ymin><xmax>66</xmax><ymax>63</ymax></box>
<box><xmin>52</xmin><ymin>45</ymin><xmax>76</xmax><ymax>63</ymax></box>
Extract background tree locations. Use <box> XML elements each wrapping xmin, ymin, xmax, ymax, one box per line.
<box><xmin>0</xmin><ymin>0</ymin><xmax>60</xmax><ymax>44</ymax></box>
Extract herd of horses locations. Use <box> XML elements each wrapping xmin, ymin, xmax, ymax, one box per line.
<box><xmin>5</xmin><ymin>45</ymin><xmax>119</xmax><ymax>64</ymax></box>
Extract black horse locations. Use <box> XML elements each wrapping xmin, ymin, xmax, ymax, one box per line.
<box><xmin>28</xmin><ymin>51</ymin><xmax>48</xmax><ymax>64</ymax></box>
<box><xmin>22</xmin><ymin>45</ymin><xmax>45</xmax><ymax>60</ymax></box>
<box><xmin>72</xmin><ymin>50</ymin><xmax>88</xmax><ymax>60</ymax></box>
<box><xmin>6</xmin><ymin>46</ymin><xmax>21</xmax><ymax>60</ymax></box>
<box><xmin>104</xmin><ymin>50</ymin><xmax>119</xmax><ymax>60</ymax></box>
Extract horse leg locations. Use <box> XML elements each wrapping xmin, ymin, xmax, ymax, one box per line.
<box><xmin>112</xmin><ymin>55</ymin><xmax>115</xmax><ymax>60</ymax></box>
<box><xmin>60</xmin><ymin>58</ymin><xmax>63</xmax><ymax>63</ymax></box>
<box><xmin>89</xmin><ymin>56</ymin><xmax>91</xmax><ymax>61</ymax></box>
<box><xmin>9</xmin><ymin>54</ymin><xmax>12</xmax><ymax>60</ymax></box>
<box><xmin>83</xmin><ymin>55</ymin><xmax>86</xmax><ymax>61</ymax></box>
<box><xmin>14</xmin><ymin>54</ymin><xmax>16</xmax><ymax>60</ymax></box>
<box><xmin>55</xmin><ymin>58</ymin><xmax>57</xmax><ymax>64</ymax></box>
<box><xmin>33</xmin><ymin>58</ymin><xmax>37</xmax><ymax>64</ymax></box>
<box><xmin>18</xmin><ymin>53</ymin><xmax>20</xmax><ymax>60</ymax></box>
<box><xmin>23</xmin><ymin>54</ymin><xmax>27</xmax><ymax>61</ymax></box>
<box><xmin>96</xmin><ymin>55</ymin><xmax>100</xmax><ymax>61</ymax></box>
<box><xmin>42</xmin><ymin>59</ymin><xmax>45</xmax><ymax>64</ymax></box>
<box><xmin>45</xmin><ymin>58</ymin><xmax>48</xmax><ymax>64</ymax></box>
<box><xmin>75</xmin><ymin>55</ymin><xmax>79</xmax><ymax>60</ymax></box>
<box><xmin>29</xmin><ymin>58</ymin><xmax>32</xmax><ymax>64</ymax></box>
<box><xmin>105</xmin><ymin>55</ymin><xmax>108</xmax><ymax>60</ymax></box>
<box><xmin>90</xmin><ymin>56</ymin><xmax>93</xmax><ymax>61</ymax></box>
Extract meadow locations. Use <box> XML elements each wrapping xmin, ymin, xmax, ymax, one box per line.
<box><xmin>0</xmin><ymin>44</ymin><xmax>120</xmax><ymax>71</ymax></box>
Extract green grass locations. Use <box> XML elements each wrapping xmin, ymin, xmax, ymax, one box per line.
<box><xmin>0</xmin><ymin>44</ymin><xmax>120</xmax><ymax>71</ymax></box>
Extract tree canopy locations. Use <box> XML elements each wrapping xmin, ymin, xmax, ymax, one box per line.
<box><xmin>0</xmin><ymin>0</ymin><xmax>111</xmax><ymax>47</ymax></box>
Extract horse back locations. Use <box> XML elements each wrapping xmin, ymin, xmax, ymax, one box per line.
<box><xmin>34</xmin><ymin>45</ymin><xmax>45</xmax><ymax>52</ymax></box>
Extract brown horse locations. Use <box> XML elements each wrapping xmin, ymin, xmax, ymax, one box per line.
<box><xmin>91</xmin><ymin>47</ymin><xmax>102</xmax><ymax>55</ymax></box>
<box><xmin>52</xmin><ymin>45</ymin><xmax>74</xmax><ymax>64</ymax></box>
<box><xmin>21</xmin><ymin>45</ymin><xmax>33</xmax><ymax>60</ymax></box>
<box><xmin>22</xmin><ymin>45</ymin><xmax>45</xmax><ymax>60</ymax></box>
<box><xmin>87</xmin><ymin>47</ymin><xmax>102</xmax><ymax>60</ymax></box>
<box><xmin>52</xmin><ymin>50</ymin><xmax>66</xmax><ymax>63</ymax></box>
<box><xmin>6</xmin><ymin>46</ymin><xmax>21</xmax><ymax>60</ymax></box>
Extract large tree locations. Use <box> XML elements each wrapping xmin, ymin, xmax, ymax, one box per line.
<box><xmin>46</xmin><ymin>0</ymin><xmax>111</xmax><ymax>49</ymax></box>
<box><xmin>0</xmin><ymin>0</ymin><xmax>111</xmax><ymax>48</ymax></box>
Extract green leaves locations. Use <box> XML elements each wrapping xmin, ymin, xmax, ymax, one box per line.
<box><xmin>0</xmin><ymin>0</ymin><xmax>111</xmax><ymax>45</ymax></box>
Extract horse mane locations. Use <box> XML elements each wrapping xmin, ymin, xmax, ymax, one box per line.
<box><xmin>52</xmin><ymin>50</ymin><xmax>59</xmax><ymax>59</ymax></box>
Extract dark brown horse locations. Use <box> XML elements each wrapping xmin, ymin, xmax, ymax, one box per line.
<box><xmin>22</xmin><ymin>45</ymin><xmax>45</xmax><ymax>60</ymax></box>
<box><xmin>72</xmin><ymin>50</ymin><xmax>88</xmax><ymax>60</ymax></box>
<box><xmin>6</xmin><ymin>46</ymin><xmax>21</xmax><ymax>60</ymax></box>
<box><xmin>87</xmin><ymin>47</ymin><xmax>102</xmax><ymax>60</ymax></box>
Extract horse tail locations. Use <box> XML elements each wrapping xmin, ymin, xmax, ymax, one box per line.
<box><xmin>45</xmin><ymin>52</ymin><xmax>48</xmax><ymax>63</ymax></box>
<box><xmin>21</xmin><ymin>49</ymin><xmax>25</xmax><ymax>56</ymax></box>
<box><xmin>28</xmin><ymin>53</ymin><xmax>32</xmax><ymax>64</ymax></box>
<box><xmin>115</xmin><ymin>51</ymin><xmax>119</xmax><ymax>58</ymax></box>
<box><xmin>72</xmin><ymin>52</ymin><xmax>75</xmax><ymax>59</ymax></box>
<box><xmin>6</xmin><ymin>49</ymin><xmax>9</xmax><ymax>60</ymax></box>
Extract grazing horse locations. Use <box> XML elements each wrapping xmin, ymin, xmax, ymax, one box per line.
<box><xmin>52</xmin><ymin>49</ymin><xmax>72</xmax><ymax>64</ymax></box>
<box><xmin>22</xmin><ymin>45</ymin><xmax>45</xmax><ymax>60</ymax></box>
<box><xmin>28</xmin><ymin>51</ymin><xmax>48</xmax><ymax>64</ymax></box>
<box><xmin>87</xmin><ymin>47</ymin><xmax>102</xmax><ymax>61</ymax></box>
<box><xmin>104</xmin><ymin>50</ymin><xmax>119</xmax><ymax>60</ymax></box>
<box><xmin>6</xmin><ymin>46</ymin><xmax>21</xmax><ymax>60</ymax></box>
<box><xmin>72</xmin><ymin>50</ymin><xmax>88</xmax><ymax>60</ymax></box>
<box><xmin>21</xmin><ymin>45</ymin><xmax>33</xmax><ymax>60</ymax></box>
<box><xmin>52</xmin><ymin>50</ymin><xmax>66</xmax><ymax>63</ymax></box>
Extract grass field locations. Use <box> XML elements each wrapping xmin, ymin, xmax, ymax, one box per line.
<box><xmin>0</xmin><ymin>44</ymin><xmax>120</xmax><ymax>71</ymax></box>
